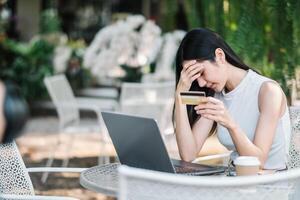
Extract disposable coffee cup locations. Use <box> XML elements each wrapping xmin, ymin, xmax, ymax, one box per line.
<box><xmin>234</xmin><ymin>156</ymin><xmax>260</xmax><ymax>176</ymax></box>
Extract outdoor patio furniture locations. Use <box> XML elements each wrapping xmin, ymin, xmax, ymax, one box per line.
<box><xmin>76</xmin><ymin>87</ymin><xmax>119</xmax><ymax>100</ymax></box>
<box><xmin>43</xmin><ymin>74</ymin><xmax>118</xmax><ymax>181</ymax></box>
<box><xmin>118</xmin><ymin>164</ymin><xmax>300</xmax><ymax>200</ymax></box>
<box><xmin>0</xmin><ymin>142</ymin><xmax>85</xmax><ymax>200</ymax></box>
<box><xmin>288</xmin><ymin>106</ymin><xmax>300</xmax><ymax>169</ymax></box>
<box><xmin>80</xmin><ymin>163</ymin><xmax>120</xmax><ymax>197</ymax></box>
<box><xmin>141</xmin><ymin>30</ymin><xmax>185</xmax><ymax>83</ymax></box>
<box><xmin>79</xmin><ymin>161</ymin><xmax>223</xmax><ymax>198</ymax></box>
<box><xmin>119</xmin><ymin>81</ymin><xmax>175</xmax><ymax>137</ymax></box>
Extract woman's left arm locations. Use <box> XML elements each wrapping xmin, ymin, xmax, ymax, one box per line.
<box><xmin>195</xmin><ymin>82</ymin><xmax>285</xmax><ymax>166</ymax></box>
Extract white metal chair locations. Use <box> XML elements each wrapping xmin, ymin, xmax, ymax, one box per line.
<box><xmin>288</xmin><ymin>106</ymin><xmax>300</xmax><ymax>169</ymax></box>
<box><xmin>141</xmin><ymin>30</ymin><xmax>186</xmax><ymax>83</ymax></box>
<box><xmin>0</xmin><ymin>141</ymin><xmax>85</xmax><ymax>200</ymax></box>
<box><xmin>119</xmin><ymin>81</ymin><xmax>175</xmax><ymax>137</ymax></box>
<box><xmin>118</xmin><ymin>165</ymin><xmax>300</xmax><ymax>200</ymax></box>
<box><xmin>43</xmin><ymin>74</ymin><xmax>117</xmax><ymax>181</ymax></box>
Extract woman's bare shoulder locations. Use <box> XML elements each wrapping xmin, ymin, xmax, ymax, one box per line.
<box><xmin>258</xmin><ymin>81</ymin><xmax>285</xmax><ymax>114</ymax></box>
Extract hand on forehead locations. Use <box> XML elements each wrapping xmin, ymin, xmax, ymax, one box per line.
<box><xmin>183</xmin><ymin>59</ymin><xmax>206</xmax><ymax>66</ymax></box>
<box><xmin>182</xmin><ymin>60</ymin><xmax>206</xmax><ymax>78</ymax></box>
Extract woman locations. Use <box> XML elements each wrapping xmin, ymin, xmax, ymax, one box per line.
<box><xmin>0</xmin><ymin>81</ymin><xmax>28</xmax><ymax>143</ymax></box>
<box><xmin>175</xmin><ymin>28</ymin><xmax>290</xmax><ymax>170</ymax></box>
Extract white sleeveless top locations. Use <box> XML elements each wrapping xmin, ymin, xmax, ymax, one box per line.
<box><xmin>215</xmin><ymin>69</ymin><xmax>291</xmax><ymax>170</ymax></box>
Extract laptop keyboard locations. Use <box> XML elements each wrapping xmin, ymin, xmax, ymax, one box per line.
<box><xmin>174</xmin><ymin>166</ymin><xmax>206</xmax><ymax>175</ymax></box>
<box><xmin>174</xmin><ymin>165</ymin><xmax>225</xmax><ymax>176</ymax></box>
<box><xmin>174</xmin><ymin>166</ymin><xmax>194</xmax><ymax>173</ymax></box>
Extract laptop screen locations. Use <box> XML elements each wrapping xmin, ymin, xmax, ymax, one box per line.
<box><xmin>101</xmin><ymin>112</ymin><xmax>175</xmax><ymax>173</ymax></box>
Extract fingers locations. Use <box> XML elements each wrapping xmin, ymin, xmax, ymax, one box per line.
<box><xmin>184</xmin><ymin>62</ymin><xmax>203</xmax><ymax>73</ymax></box>
<box><xmin>196</xmin><ymin>108</ymin><xmax>221</xmax><ymax>122</ymax></box>
<box><xmin>182</xmin><ymin>60</ymin><xmax>197</xmax><ymax>70</ymax></box>
<box><xmin>194</xmin><ymin>103</ymin><xmax>218</xmax><ymax>111</ymax></box>
<box><xmin>206</xmin><ymin>97</ymin><xmax>223</xmax><ymax>105</ymax></box>
<box><xmin>179</xmin><ymin>62</ymin><xmax>204</xmax><ymax>88</ymax></box>
<box><xmin>196</xmin><ymin>108</ymin><xmax>224</xmax><ymax>116</ymax></box>
<box><xmin>194</xmin><ymin>97</ymin><xmax>223</xmax><ymax>108</ymax></box>
<box><xmin>183</xmin><ymin>60</ymin><xmax>204</xmax><ymax>72</ymax></box>
<box><xmin>181</xmin><ymin>62</ymin><xmax>204</xmax><ymax>80</ymax></box>
<box><xmin>187</xmin><ymin>65</ymin><xmax>204</xmax><ymax>78</ymax></box>
<box><xmin>190</xmin><ymin>73</ymin><xmax>201</xmax><ymax>82</ymax></box>
<box><xmin>193</xmin><ymin>98</ymin><xmax>230</xmax><ymax>127</ymax></box>
<box><xmin>178</xmin><ymin>60</ymin><xmax>204</xmax><ymax>92</ymax></box>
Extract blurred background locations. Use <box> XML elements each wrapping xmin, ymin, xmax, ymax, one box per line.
<box><xmin>1</xmin><ymin>0</ymin><xmax>300</xmax><ymax>103</ymax></box>
<box><xmin>0</xmin><ymin>0</ymin><xmax>300</xmax><ymax>199</ymax></box>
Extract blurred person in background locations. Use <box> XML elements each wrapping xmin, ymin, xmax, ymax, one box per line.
<box><xmin>0</xmin><ymin>81</ymin><xmax>28</xmax><ymax>143</ymax></box>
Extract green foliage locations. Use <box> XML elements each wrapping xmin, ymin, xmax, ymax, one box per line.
<box><xmin>229</xmin><ymin>1</ymin><xmax>265</xmax><ymax>65</ymax></box>
<box><xmin>120</xmin><ymin>64</ymin><xmax>143</xmax><ymax>83</ymax></box>
<box><xmin>39</xmin><ymin>9</ymin><xmax>61</xmax><ymax>34</ymax></box>
<box><xmin>0</xmin><ymin>39</ymin><xmax>55</xmax><ymax>101</ymax></box>
<box><xmin>266</xmin><ymin>0</ymin><xmax>294</xmax><ymax>95</ymax></box>
<box><xmin>287</xmin><ymin>0</ymin><xmax>300</xmax><ymax>67</ymax></box>
<box><xmin>66</xmin><ymin>48</ymin><xmax>93</xmax><ymax>90</ymax></box>
<box><xmin>182</xmin><ymin>0</ymin><xmax>202</xmax><ymax>29</ymax></box>
<box><xmin>202</xmin><ymin>0</ymin><xmax>225</xmax><ymax>35</ymax></box>
<box><xmin>175</xmin><ymin>0</ymin><xmax>300</xmax><ymax>97</ymax></box>
<box><xmin>159</xmin><ymin>0</ymin><xmax>178</xmax><ymax>32</ymax></box>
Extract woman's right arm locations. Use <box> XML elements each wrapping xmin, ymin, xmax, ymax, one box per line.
<box><xmin>175</xmin><ymin>60</ymin><xmax>214</xmax><ymax>161</ymax></box>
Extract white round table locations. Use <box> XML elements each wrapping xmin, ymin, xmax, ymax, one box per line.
<box><xmin>80</xmin><ymin>163</ymin><xmax>120</xmax><ymax>197</ymax></box>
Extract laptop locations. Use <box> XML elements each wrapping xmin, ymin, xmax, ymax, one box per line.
<box><xmin>101</xmin><ymin>111</ymin><xmax>226</xmax><ymax>175</ymax></box>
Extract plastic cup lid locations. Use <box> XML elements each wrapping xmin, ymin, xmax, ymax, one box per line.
<box><xmin>234</xmin><ymin>156</ymin><xmax>260</xmax><ymax>166</ymax></box>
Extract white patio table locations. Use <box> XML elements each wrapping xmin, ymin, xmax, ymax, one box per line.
<box><xmin>80</xmin><ymin>163</ymin><xmax>120</xmax><ymax>197</ymax></box>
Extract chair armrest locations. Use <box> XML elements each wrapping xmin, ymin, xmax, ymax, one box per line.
<box><xmin>192</xmin><ymin>152</ymin><xmax>231</xmax><ymax>166</ymax></box>
<box><xmin>0</xmin><ymin>194</ymin><xmax>79</xmax><ymax>200</ymax></box>
<box><xmin>27</xmin><ymin>167</ymin><xmax>87</xmax><ymax>173</ymax></box>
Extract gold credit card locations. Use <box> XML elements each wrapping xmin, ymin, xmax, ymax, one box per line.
<box><xmin>180</xmin><ymin>91</ymin><xmax>207</xmax><ymax>105</ymax></box>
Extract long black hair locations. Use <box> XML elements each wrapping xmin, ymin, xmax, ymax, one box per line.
<box><xmin>175</xmin><ymin>28</ymin><xmax>252</xmax><ymax>129</ymax></box>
